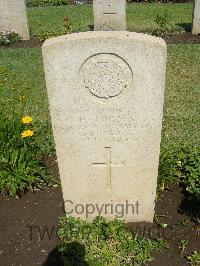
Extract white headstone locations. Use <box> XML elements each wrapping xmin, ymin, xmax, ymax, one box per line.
<box><xmin>42</xmin><ymin>31</ymin><xmax>167</xmax><ymax>223</ymax></box>
<box><xmin>93</xmin><ymin>0</ymin><xmax>126</xmax><ymax>31</ymax></box>
<box><xmin>0</xmin><ymin>0</ymin><xmax>30</xmax><ymax>40</ymax></box>
<box><xmin>192</xmin><ymin>0</ymin><xmax>200</xmax><ymax>34</ymax></box>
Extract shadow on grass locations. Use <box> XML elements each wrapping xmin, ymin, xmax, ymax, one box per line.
<box><xmin>43</xmin><ymin>242</ymin><xmax>88</xmax><ymax>266</ymax></box>
<box><xmin>88</xmin><ymin>24</ymin><xmax>94</xmax><ymax>30</ymax></box>
<box><xmin>178</xmin><ymin>189</ymin><xmax>200</xmax><ymax>222</ymax></box>
<box><xmin>43</xmin><ymin>247</ymin><xmax>63</xmax><ymax>266</ymax></box>
<box><xmin>176</xmin><ymin>23</ymin><xmax>192</xmax><ymax>33</ymax></box>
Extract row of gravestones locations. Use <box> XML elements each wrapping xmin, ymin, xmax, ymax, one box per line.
<box><xmin>0</xmin><ymin>0</ymin><xmax>200</xmax><ymax>39</ymax></box>
<box><xmin>0</xmin><ymin>0</ymin><xmax>198</xmax><ymax>222</ymax></box>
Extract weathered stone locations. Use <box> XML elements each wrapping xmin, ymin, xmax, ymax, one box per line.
<box><xmin>192</xmin><ymin>0</ymin><xmax>200</xmax><ymax>34</ymax></box>
<box><xmin>42</xmin><ymin>31</ymin><xmax>167</xmax><ymax>223</ymax></box>
<box><xmin>93</xmin><ymin>0</ymin><xmax>126</xmax><ymax>31</ymax></box>
<box><xmin>0</xmin><ymin>0</ymin><xmax>30</xmax><ymax>40</ymax></box>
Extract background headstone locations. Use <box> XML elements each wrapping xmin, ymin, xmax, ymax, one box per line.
<box><xmin>43</xmin><ymin>31</ymin><xmax>167</xmax><ymax>223</ymax></box>
<box><xmin>0</xmin><ymin>0</ymin><xmax>30</xmax><ymax>40</ymax></box>
<box><xmin>192</xmin><ymin>0</ymin><xmax>200</xmax><ymax>34</ymax></box>
<box><xmin>93</xmin><ymin>0</ymin><xmax>126</xmax><ymax>31</ymax></box>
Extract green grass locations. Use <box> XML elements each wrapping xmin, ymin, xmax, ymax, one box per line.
<box><xmin>161</xmin><ymin>44</ymin><xmax>200</xmax><ymax>150</ymax></box>
<box><xmin>28</xmin><ymin>3</ymin><xmax>193</xmax><ymax>37</ymax></box>
<box><xmin>28</xmin><ymin>4</ymin><xmax>93</xmax><ymax>36</ymax></box>
<box><xmin>0</xmin><ymin>48</ymin><xmax>54</xmax><ymax>155</ymax></box>
<box><xmin>0</xmin><ymin>44</ymin><xmax>199</xmax><ymax>155</ymax></box>
<box><xmin>127</xmin><ymin>3</ymin><xmax>193</xmax><ymax>32</ymax></box>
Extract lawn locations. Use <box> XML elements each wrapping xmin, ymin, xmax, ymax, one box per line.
<box><xmin>0</xmin><ymin>44</ymin><xmax>199</xmax><ymax>155</ymax></box>
<box><xmin>162</xmin><ymin>44</ymin><xmax>200</xmax><ymax>149</ymax></box>
<box><xmin>0</xmin><ymin>48</ymin><xmax>54</xmax><ymax>155</ymax></box>
<box><xmin>28</xmin><ymin>3</ymin><xmax>193</xmax><ymax>37</ymax></box>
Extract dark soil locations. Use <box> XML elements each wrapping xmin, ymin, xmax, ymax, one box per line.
<box><xmin>0</xmin><ymin>187</ymin><xmax>64</xmax><ymax>266</ymax></box>
<box><xmin>0</xmin><ymin>32</ymin><xmax>200</xmax><ymax>49</ymax></box>
<box><xmin>0</xmin><ymin>156</ymin><xmax>199</xmax><ymax>266</ymax></box>
<box><xmin>164</xmin><ymin>32</ymin><xmax>200</xmax><ymax>44</ymax></box>
<box><xmin>0</xmin><ymin>36</ymin><xmax>42</xmax><ymax>49</ymax></box>
<box><xmin>127</xmin><ymin>186</ymin><xmax>200</xmax><ymax>266</ymax></box>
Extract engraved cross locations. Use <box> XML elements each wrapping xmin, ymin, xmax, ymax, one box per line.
<box><xmin>92</xmin><ymin>147</ymin><xmax>124</xmax><ymax>189</ymax></box>
<box><xmin>102</xmin><ymin>0</ymin><xmax>117</xmax><ymax>16</ymax></box>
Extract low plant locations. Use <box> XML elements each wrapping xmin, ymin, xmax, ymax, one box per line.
<box><xmin>26</xmin><ymin>0</ymin><xmax>69</xmax><ymax>7</ymax></box>
<box><xmin>187</xmin><ymin>251</ymin><xmax>200</xmax><ymax>266</ymax></box>
<box><xmin>179</xmin><ymin>239</ymin><xmax>188</xmax><ymax>257</ymax></box>
<box><xmin>178</xmin><ymin>217</ymin><xmax>191</xmax><ymax>227</ymax></box>
<box><xmin>0</xmin><ymin>30</ymin><xmax>22</xmax><ymax>46</ymax></box>
<box><xmin>63</xmin><ymin>16</ymin><xmax>72</xmax><ymax>32</ymax></box>
<box><xmin>0</xmin><ymin>149</ymin><xmax>50</xmax><ymax>196</ymax></box>
<box><xmin>58</xmin><ymin>216</ymin><xmax>166</xmax><ymax>266</ymax></box>
<box><xmin>37</xmin><ymin>30</ymin><xmax>62</xmax><ymax>41</ymax></box>
<box><xmin>158</xmin><ymin>145</ymin><xmax>200</xmax><ymax>201</ymax></box>
<box><xmin>180</xmin><ymin>146</ymin><xmax>200</xmax><ymax>200</ymax></box>
<box><xmin>152</xmin><ymin>11</ymin><xmax>172</xmax><ymax>36</ymax></box>
<box><xmin>0</xmin><ymin>114</ymin><xmax>57</xmax><ymax>196</ymax></box>
<box><xmin>159</xmin><ymin>147</ymin><xmax>181</xmax><ymax>187</ymax></box>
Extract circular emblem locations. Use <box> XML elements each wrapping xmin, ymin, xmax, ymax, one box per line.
<box><xmin>80</xmin><ymin>54</ymin><xmax>132</xmax><ymax>99</ymax></box>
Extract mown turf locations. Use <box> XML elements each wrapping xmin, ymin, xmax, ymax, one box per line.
<box><xmin>127</xmin><ymin>3</ymin><xmax>193</xmax><ymax>32</ymax></box>
<box><xmin>0</xmin><ymin>44</ymin><xmax>199</xmax><ymax>155</ymax></box>
<box><xmin>28</xmin><ymin>3</ymin><xmax>193</xmax><ymax>37</ymax></box>
<box><xmin>161</xmin><ymin>44</ymin><xmax>200</xmax><ymax>150</ymax></box>
<box><xmin>0</xmin><ymin>48</ymin><xmax>54</xmax><ymax>155</ymax></box>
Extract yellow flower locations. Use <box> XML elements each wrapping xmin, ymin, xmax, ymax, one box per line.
<box><xmin>160</xmin><ymin>181</ymin><xmax>165</xmax><ymax>192</ymax></box>
<box><xmin>21</xmin><ymin>130</ymin><xmax>34</xmax><ymax>138</ymax></box>
<box><xmin>22</xmin><ymin>115</ymin><xmax>32</xmax><ymax>124</ymax></box>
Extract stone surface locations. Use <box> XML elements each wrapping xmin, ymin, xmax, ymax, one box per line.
<box><xmin>42</xmin><ymin>31</ymin><xmax>167</xmax><ymax>223</ymax></box>
<box><xmin>192</xmin><ymin>0</ymin><xmax>200</xmax><ymax>34</ymax></box>
<box><xmin>93</xmin><ymin>0</ymin><xmax>126</xmax><ymax>31</ymax></box>
<box><xmin>0</xmin><ymin>0</ymin><xmax>30</xmax><ymax>40</ymax></box>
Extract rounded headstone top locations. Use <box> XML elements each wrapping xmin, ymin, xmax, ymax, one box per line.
<box><xmin>42</xmin><ymin>31</ymin><xmax>166</xmax><ymax>49</ymax></box>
